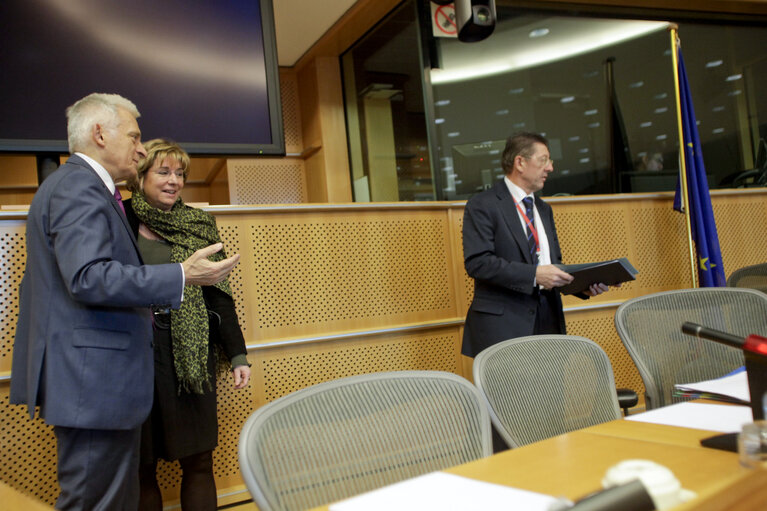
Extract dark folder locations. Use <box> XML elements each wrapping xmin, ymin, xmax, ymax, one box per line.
<box><xmin>555</xmin><ymin>258</ymin><xmax>638</xmax><ymax>296</ymax></box>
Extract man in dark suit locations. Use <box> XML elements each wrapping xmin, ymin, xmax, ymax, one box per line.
<box><xmin>461</xmin><ymin>132</ymin><xmax>607</xmax><ymax>358</ymax></box>
<box><xmin>10</xmin><ymin>93</ymin><xmax>240</xmax><ymax>510</ymax></box>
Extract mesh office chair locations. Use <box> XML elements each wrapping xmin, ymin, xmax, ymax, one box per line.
<box><xmin>727</xmin><ymin>262</ymin><xmax>767</xmax><ymax>293</ymax></box>
<box><xmin>615</xmin><ymin>288</ymin><xmax>767</xmax><ymax>410</ymax></box>
<box><xmin>238</xmin><ymin>371</ymin><xmax>493</xmax><ymax>511</ymax></box>
<box><xmin>473</xmin><ymin>335</ymin><xmax>622</xmax><ymax>449</ymax></box>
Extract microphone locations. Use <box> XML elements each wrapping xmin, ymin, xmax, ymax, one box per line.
<box><xmin>563</xmin><ymin>480</ymin><xmax>655</xmax><ymax>511</ymax></box>
<box><xmin>681</xmin><ymin>322</ymin><xmax>767</xmax><ymax>356</ymax></box>
<box><xmin>681</xmin><ymin>321</ymin><xmax>767</xmax><ymax>421</ymax></box>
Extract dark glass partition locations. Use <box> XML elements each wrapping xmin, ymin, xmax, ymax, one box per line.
<box><xmin>342</xmin><ymin>1</ymin><xmax>767</xmax><ymax>201</ymax></box>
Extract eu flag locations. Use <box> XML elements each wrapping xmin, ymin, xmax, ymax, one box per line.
<box><xmin>672</xmin><ymin>47</ymin><xmax>726</xmax><ymax>287</ymax></box>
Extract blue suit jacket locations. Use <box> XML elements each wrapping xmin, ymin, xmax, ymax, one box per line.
<box><xmin>10</xmin><ymin>155</ymin><xmax>183</xmax><ymax>430</ymax></box>
<box><xmin>461</xmin><ymin>179</ymin><xmax>566</xmax><ymax>357</ymax></box>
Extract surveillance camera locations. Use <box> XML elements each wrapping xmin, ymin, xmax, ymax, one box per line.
<box><xmin>455</xmin><ymin>0</ymin><xmax>496</xmax><ymax>43</ymax></box>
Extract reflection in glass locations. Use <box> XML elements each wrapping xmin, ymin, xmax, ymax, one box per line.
<box><xmin>341</xmin><ymin>3</ymin><xmax>767</xmax><ymax>201</ymax></box>
<box><xmin>341</xmin><ymin>1</ymin><xmax>434</xmax><ymax>202</ymax></box>
<box><xmin>432</xmin><ymin>11</ymin><xmax>767</xmax><ymax>198</ymax></box>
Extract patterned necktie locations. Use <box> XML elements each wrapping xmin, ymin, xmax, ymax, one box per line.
<box><xmin>114</xmin><ymin>188</ymin><xmax>126</xmax><ymax>215</ymax></box>
<box><xmin>522</xmin><ymin>196</ymin><xmax>538</xmax><ymax>265</ymax></box>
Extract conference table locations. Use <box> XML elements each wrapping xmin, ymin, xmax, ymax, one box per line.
<box><xmin>310</xmin><ymin>411</ymin><xmax>767</xmax><ymax>510</ymax></box>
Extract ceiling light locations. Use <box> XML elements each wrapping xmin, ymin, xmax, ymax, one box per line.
<box><xmin>706</xmin><ymin>60</ymin><xmax>723</xmax><ymax>68</ymax></box>
<box><xmin>561</xmin><ymin>96</ymin><xmax>575</xmax><ymax>103</ymax></box>
<box><xmin>640</xmin><ymin>121</ymin><xmax>653</xmax><ymax>128</ymax></box>
<box><xmin>431</xmin><ymin>19</ymin><xmax>668</xmax><ymax>84</ymax></box>
<box><xmin>629</xmin><ymin>81</ymin><xmax>644</xmax><ymax>88</ymax></box>
<box><xmin>584</xmin><ymin>109</ymin><xmax>598</xmax><ymax>116</ymax></box>
<box><xmin>712</xmin><ymin>128</ymin><xmax>725</xmax><ymax>134</ymax></box>
<box><xmin>726</xmin><ymin>74</ymin><xmax>743</xmax><ymax>81</ymax></box>
<box><xmin>654</xmin><ymin>107</ymin><xmax>668</xmax><ymax>114</ymax></box>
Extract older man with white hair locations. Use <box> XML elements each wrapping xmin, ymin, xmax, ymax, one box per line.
<box><xmin>10</xmin><ymin>93</ymin><xmax>240</xmax><ymax>510</ymax></box>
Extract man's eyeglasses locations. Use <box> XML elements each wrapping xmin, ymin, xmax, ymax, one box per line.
<box><xmin>524</xmin><ymin>155</ymin><xmax>554</xmax><ymax>167</ymax></box>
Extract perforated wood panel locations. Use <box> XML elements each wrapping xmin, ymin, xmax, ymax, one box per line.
<box><xmin>227</xmin><ymin>158</ymin><xmax>307</xmax><ymax>205</ymax></box>
<box><xmin>2</xmin><ymin>193</ymin><xmax>766</xmax><ymax>506</ymax></box>
<box><xmin>565</xmin><ymin>308</ymin><xmax>645</xmax><ymax>397</ymax></box>
<box><xmin>0</xmin><ymin>222</ymin><xmax>58</xmax><ymax>507</ymax></box>
<box><xmin>0</xmin><ymin>389</ymin><xmax>58</xmax><ymax>506</ymax></box>
<box><xmin>254</xmin><ymin>329</ymin><xmax>460</xmax><ymax>403</ymax></box>
<box><xmin>217</xmin><ymin>224</ymin><xmax>248</xmax><ymax>338</ymax></box>
<box><xmin>279</xmin><ymin>70</ymin><xmax>303</xmax><ymax>154</ymax></box>
<box><xmin>629</xmin><ymin>202</ymin><xmax>691</xmax><ymax>290</ymax></box>
<box><xmin>555</xmin><ymin>204</ymin><xmax>640</xmax><ymax>305</ymax></box>
<box><xmin>451</xmin><ymin>209</ymin><xmax>475</xmax><ymax>313</ymax></box>
<box><xmin>713</xmin><ymin>195</ymin><xmax>767</xmax><ymax>277</ymax></box>
<box><xmin>0</xmin><ymin>224</ymin><xmax>25</xmax><ymax>373</ymax></box>
<box><xmin>240</xmin><ymin>211</ymin><xmax>456</xmax><ymax>340</ymax></box>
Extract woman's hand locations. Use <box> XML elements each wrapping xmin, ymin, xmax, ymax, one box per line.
<box><xmin>232</xmin><ymin>365</ymin><xmax>251</xmax><ymax>389</ymax></box>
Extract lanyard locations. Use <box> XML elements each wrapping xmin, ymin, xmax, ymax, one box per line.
<box><xmin>513</xmin><ymin>197</ymin><xmax>540</xmax><ymax>255</ymax></box>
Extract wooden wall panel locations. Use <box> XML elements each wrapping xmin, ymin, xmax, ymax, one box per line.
<box><xmin>2</xmin><ymin>191</ymin><xmax>767</xmax><ymax>506</ymax></box>
<box><xmin>565</xmin><ymin>306</ymin><xmax>645</xmax><ymax>396</ymax></box>
<box><xmin>212</xmin><ymin>208</ymin><xmax>460</xmax><ymax>343</ymax></box>
<box><xmin>227</xmin><ymin>158</ymin><xmax>307</xmax><ymax>205</ymax></box>
<box><xmin>713</xmin><ymin>193</ymin><xmax>767</xmax><ymax>277</ymax></box>
<box><xmin>0</xmin><ymin>221</ymin><xmax>25</xmax><ymax>376</ymax></box>
<box><xmin>279</xmin><ymin>69</ymin><xmax>304</xmax><ymax>155</ymax></box>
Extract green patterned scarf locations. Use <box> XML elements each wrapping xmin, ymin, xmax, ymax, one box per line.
<box><xmin>132</xmin><ymin>191</ymin><xmax>232</xmax><ymax>394</ymax></box>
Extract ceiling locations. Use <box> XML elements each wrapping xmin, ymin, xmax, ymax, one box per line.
<box><xmin>272</xmin><ymin>0</ymin><xmax>359</xmax><ymax>66</ymax></box>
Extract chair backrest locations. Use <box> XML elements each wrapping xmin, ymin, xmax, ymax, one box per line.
<box><xmin>614</xmin><ymin>288</ymin><xmax>767</xmax><ymax>410</ymax></box>
<box><xmin>473</xmin><ymin>335</ymin><xmax>622</xmax><ymax>448</ymax></box>
<box><xmin>727</xmin><ymin>263</ymin><xmax>767</xmax><ymax>293</ymax></box>
<box><xmin>238</xmin><ymin>370</ymin><xmax>492</xmax><ymax>511</ymax></box>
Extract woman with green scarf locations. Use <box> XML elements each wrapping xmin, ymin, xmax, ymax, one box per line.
<box><xmin>124</xmin><ymin>139</ymin><xmax>250</xmax><ymax>510</ymax></box>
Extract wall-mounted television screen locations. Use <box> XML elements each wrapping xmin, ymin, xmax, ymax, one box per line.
<box><xmin>0</xmin><ymin>0</ymin><xmax>284</xmax><ymax>156</ymax></box>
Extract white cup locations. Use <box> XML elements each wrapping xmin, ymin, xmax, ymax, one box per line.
<box><xmin>602</xmin><ymin>459</ymin><xmax>687</xmax><ymax>510</ymax></box>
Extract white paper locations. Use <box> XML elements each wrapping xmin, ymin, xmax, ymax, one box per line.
<box><xmin>626</xmin><ymin>402</ymin><xmax>753</xmax><ymax>432</ymax></box>
<box><xmin>329</xmin><ymin>471</ymin><xmax>566</xmax><ymax>511</ymax></box>
<box><xmin>674</xmin><ymin>370</ymin><xmax>750</xmax><ymax>403</ymax></box>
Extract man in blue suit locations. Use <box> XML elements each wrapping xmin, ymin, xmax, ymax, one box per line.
<box><xmin>461</xmin><ymin>132</ymin><xmax>607</xmax><ymax>358</ymax></box>
<box><xmin>10</xmin><ymin>93</ymin><xmax>240</xmax><ymax>510</ymax></box>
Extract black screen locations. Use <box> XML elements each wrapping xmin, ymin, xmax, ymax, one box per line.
<box><xmin>0</xmin><ymin>0</ymin><xmax>284</xmax><ymax>155</ymax></box>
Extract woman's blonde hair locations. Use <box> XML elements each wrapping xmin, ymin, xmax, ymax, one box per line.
<box><xmin>128</xmin><ymin>138</ymin><xmax>190</xmax><ymax>192</ymax></box>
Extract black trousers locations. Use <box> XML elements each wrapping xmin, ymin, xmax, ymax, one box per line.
<box><xmin>53</xmin><ymin>425</ymin><xmax>141</xmax><ymax>511</ymax></box>
<box><xmin>533</xmin><ymin>289</ymin><xmax>564</xmax><ymax>335</ymax></box>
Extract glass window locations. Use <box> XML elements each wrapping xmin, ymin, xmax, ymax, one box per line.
<box><xmin>341</xmin><ymin>2</ymin><xmax>767</xmax><ymax>201</ymax></box>
<box><xmin>431</xmin><ymin>11</ymin><xmax>767</xmax><ymax>198</ymax></box>
<box><xmin>341</xmin><ymin>0</ymin><xmax>435</xmax><ymax>202</ymax></box>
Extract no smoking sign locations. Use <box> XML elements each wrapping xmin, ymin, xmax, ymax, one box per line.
<box><xmin>431</xmin><ymin>2</ymin><xmax>457</xmax><ymax>38</ymax></box>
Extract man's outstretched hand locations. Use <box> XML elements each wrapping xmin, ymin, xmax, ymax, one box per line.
<box><xmin>182</xmin><ymin>243</ymin><xmax>240</xmax><ymax>286</ymax></box>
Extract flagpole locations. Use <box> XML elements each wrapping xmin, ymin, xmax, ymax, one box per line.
<box><xmin>669</xmin><ymin>25</ymin><xmax>698</xmax><ymax>288</ymax></box>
